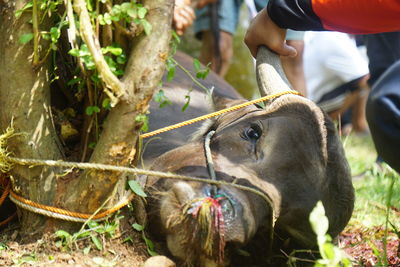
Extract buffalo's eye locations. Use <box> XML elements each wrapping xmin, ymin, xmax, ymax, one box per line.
<box><xmin>243</xmin><ymin>124</ymin><xmax>262</xmax><ymax>141</ymax></box>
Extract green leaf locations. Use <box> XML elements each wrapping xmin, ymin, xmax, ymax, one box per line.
<box><xmin>102</xmin><ymin>98</ymin><xmax>112</xmax><ymax>110</ymax></box>
<box><xmin>90</xmin><ymin>73</ymin><xmax>101</xmax><ymax>84</ymax></box>
<box><xmin>135</xmin><ymin>114</ymin><xmax>149</xmax><ymax>132</ymax></box>
<box><xmin>196</xmin><ymin>68</ymin><xmax>210</xmax><ymax>80</ymax></box>
<box><xmin>15</xmin><ymin>2</ymin><xmax>33</xmax><ymax>18</ymax></box>
<box><xmin>82</xmin><ymin>56</ymin><xmax>95</xmax><ymax>70</ymax></box>
<box><xmin>141</xmin><ymin>19</ymin><xmax>152</xmax><ymax>35</ymax></box>
<box><xmin>132</xmin><ymin>223</ymin><xmax>144</xmax><ymax>231</ymax></box>
<box><xmin>147</xmin><ymin>249</ymin><xmax>158</xmax><ymax>256</ymax></box>
<box><xmin>143</xmin><ymin>234</ymin><xmax>154</xmax><ymax>250</ymax></box>
<box><xmin>137</xmin><ymin>7</ymin><xmax>147</xmax><ymax>19</ymax></box>
<box><xmin>19</xmin><ymin>33</ymin><xmax>33</xmax><ymax>44</ymax></box>
<box><xmin>55</xmin><ymin>230</ymin><xmax>72</xmax><ymax>239</ymax></box>
<box><xmin>41</xmin><ymin>32</ymin><xmax>51</xmax><ymax>40</ymax></box>
<box><xmin>67</xmin><ymin>77</ymin><xmax>82</xmax><ymax>86</ymax></box>
<box><xmin>98</xmin><ymin>14</ymin><xmax>106</xmax><ymax>25</ymax></box>
<box><xmin>120</xmin><ymin>2</ymin><xmax>131</xmax><ymax>11</ymax></box>
<box><xmin>171</xmin><ymin>30</ymin><xmax>181</xmax><ymax>44</ymax></box>
<box><xmin>181</xmin><ymin>95</ymin><xmax>191</xmax><ymax>112</ymax></box>
<box><xmin>68</xmin><ymin>48</ymin><xmax>80</xmax><ymax>57</ymax></box>
<box><xmin>193</xmin><ymin>60</ymin><xmax>210</xmax><ymax>80</ymax></box>
<box><xmin>166</xmin><ymin>67</ymin><xmax>175</xmax><ymax>82</ymax></box>
<box><xmin>87</xmin><ymin>220</ymin><xmax>99</xmax><ymax>229</ymax></box>
<box><xmin>128</xmin><ymin>180</ymin><xmax>147</xmax><ymax>197</ymax></box>
<box><xmin>154</xmin><ymin>90</ymin><xmax>171</xmax><ymax>108</ymax></box>
<box><xmin>85</xmin><ymin>106</ymin><xmax>101</xmax><ymax>116</ymax></box>
<box><xmin>102</xmin><ymin>46</ymin><xmax>122</xmax><ymax>56</ymax></box>
<box><xmin>154</xmin><ymin>90</ymin><xmax>165</xmax><ymax>103</ymax></box>
<box><xmin>309</xmin><ymin>201</ymin><xmax>329</xmax><ymax>237</ymax></box>
<box><xmin>86</xmin><ymin>0</ymin><xmax>93</xmax><ymax>12</ymax></box>
<box><xmin>116</xmin><ymin>54</ymin><xmax>127</xmax><ymax>64</ymax></box>
<box><xmin>193</xmin><ymin>58</ymin><xmax>201</xmax><ymax>72</ymax></box>
<box><xmin>321</xmin><ymin>242</ymin><xmax>335</xmax><ymax>260</ymax></box>
<box><xmin>76</xmin><ymin>230</ymin><xmax>91</xmax><ymax>239</ymax></box>
<box><xmin>127</xmin><ymin>6</ymin><xmax>137</xmax><ymax>18</ymax></box>
<box><xmin>0</xmin><ymin>242</ymin><xmax>8</xmax><ymax>251</ymax></box>
<box><xmin>50</xmin><ymin>27</ymin><xmax>60</xmax><ymax>43</ymax></box>
<box><xmin>90</xmin><ymin>234</ymin><xmax>103</xmax><ymax>250</ymax></box>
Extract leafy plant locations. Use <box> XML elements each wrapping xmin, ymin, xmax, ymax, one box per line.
<box><xmin>135</xmin><ymin>113</ymin><xmax>149</xmax><ymax>132</ymax></box>
<box><xmin>193</xmin><ymin>58</ymin><xmax>210</xmax><ymax>80</ymax></box>
<box><xmin>98</xmin><ymin>2</ymin><xmax>152</xmax><ymax>35</ymax></box>
<box><xmin>310</xmin><ymin>201</ymin><xmax>353</xmax><ymax>267</ymax></box>
<box><xmin>132</xmin><ymin>223</ymin><xmax>157</xmax><ymax>256</ymax></box>
<box><xmin>154</xmin><ymin>89</ymin><xmax>172</xmax><ymax>108</ymax></box>
<box><xmin>55</xmin><ymin>216</ymin><xmax>122</xmax><ymax>251</ymax></box>
<box><xmin>0</xmin><ymin>242</ymin><xmax>8</xmax><ymax>251</ymax></box>
<box><xmin>128</xmin><ymin>179</ymin><xmax>147</xmax><ymax>198</ymax></box>
<box><xmin>13</xmin><ymin>253</ymin><xmax>38</xmax><ymax>265</ymax></box>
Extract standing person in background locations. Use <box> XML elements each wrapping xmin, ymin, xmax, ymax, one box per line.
<box><xmin>362</xmin><ymin>32</ymin><xmax>400</xmax><ymax>164</ymax></box>
<box><xmin>244</xmin><ymin>0</ymin><xmax>400</xmax><ymax>173</ymax></box>
<box><xmin>303</xmin><ymin>31</ymin><xmax>370</xmax><ymax>135</ymax></box>
<box><xmin>193</xmin><ymin>0</ymin><xmax>307</xmax><ymax>96</ymax></box>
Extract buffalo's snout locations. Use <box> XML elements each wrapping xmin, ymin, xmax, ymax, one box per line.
<box><xmin>161</xmin><ymin>181</ymin><xmax>261</xmax><ymax>245</ymax></box>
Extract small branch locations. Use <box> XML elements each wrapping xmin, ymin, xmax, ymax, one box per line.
<box><xmin>32</xmin><ymin>0</ymin><xmax>39</xmax><ymax>65</ymax></box>
<box><xmin>73</xmin><ymin>0</ymin><xmax>125</xmax><ymax>106</ymax></box>
<box><xmin>172</xmin><ymin>58</ymin><xmax>212</xmax><ymax>95</ymax></box>
<box><xmin>104</xmin><ymin>2</ymin><xmax>135</xmax><ymax>38</ymax></box>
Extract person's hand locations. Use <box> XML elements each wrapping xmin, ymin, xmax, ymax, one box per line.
<box><xmin>173</xmin><ymin>0</ymin><xmax>195</xmax><ymax>35</ymax></box>
<box><xmin>196</xmin><ymin>0</ymin><xmax>217</xmax><ymax>9</ymax></box>
<box><xmin>244</xmin><ymin>7</ymin><xmax>297</xmax><ymax>58</ymax></box>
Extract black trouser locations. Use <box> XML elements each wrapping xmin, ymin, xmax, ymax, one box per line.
<box><xmin>366</xmin><ymin>59</ymin><xmax>400</xmax><ymax>173</ymax></box>
<box><xmin>363</xmin><ymin>32</ymin><xmax>400</xmax><ymax>172</ymax></box>
<box><xmin>364</xmin><ymin>32</ymin><xmax>400</xmax><ymax>86</ymax></box>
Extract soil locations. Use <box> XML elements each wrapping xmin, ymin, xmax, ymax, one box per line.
<box><xmin>0</xmin><ymin>218</ymin><xmax>149</xmax><ymax>267</ymax></box>
<box><xmin>339</xmin><ymin>224</ymin><xmax>400</xmax><ymax>266</ymax></box>
<box><xmin>1</xmin><ymin>220</ymin><xmax>399</xmax><ymax>267</ymax></box>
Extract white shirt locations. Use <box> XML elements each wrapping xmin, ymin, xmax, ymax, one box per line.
<box><xmin>304</xmin><ymin>31</ymin><xmax>369</xmax><ymax>103</ymax></box>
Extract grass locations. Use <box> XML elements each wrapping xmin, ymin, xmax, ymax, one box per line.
<box><xmin>342</xmin><ymin>133</ymin><xmax>400</xmax><ymax>229</ymax></box>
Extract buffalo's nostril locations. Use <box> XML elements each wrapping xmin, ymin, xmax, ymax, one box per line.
<box><xmin>218</xmin><ymin>197</ymin><xmax>235</xmax><ymax>219</ymax></box>
<box><xmin>202</xmin><ymin>184</ymin><xmax>218</xmax><ymax>197</ymax></box>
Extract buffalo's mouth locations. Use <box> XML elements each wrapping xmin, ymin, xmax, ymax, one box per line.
<box><xmin>158</xmin><ymin>166</ymin><xmax>274</xmax><ymax>265</ymax></box>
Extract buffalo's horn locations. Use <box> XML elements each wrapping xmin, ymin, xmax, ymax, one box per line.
<box><xmin>256</xmin><ymin>46</ymin><xmax>295</xmax><ymax>97</ymax></box>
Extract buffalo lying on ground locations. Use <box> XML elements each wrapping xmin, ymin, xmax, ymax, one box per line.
<box><xmin>142</xmin><ymin>48</ymin><xmax>354</xmax><ymax>267</ymax></box>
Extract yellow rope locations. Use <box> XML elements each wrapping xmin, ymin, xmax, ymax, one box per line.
<box><xmin>0</xmin><ymin>92</ymin><xmax>298</xmax><ymax>223</ymax></box>
<box><xmin>140</xmin><ymin>90</ymin><xmax>300</xmax><ymax>139</ymax></box>
<box><xmin>9</xmin><ymin>190</ymin><xmax>135</xmax><ymax>222</ymax></box>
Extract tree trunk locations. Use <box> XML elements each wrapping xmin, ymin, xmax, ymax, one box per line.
<box><xmin>61</xmin><ymin>0</ymin><xmax>174</xmax><ymax>214</ymax></box>
<box><xmin>0</xmin><ymin>0</ymin><xmax>64</xmax><ymax>235</ymax></box>
<box><xmin>0</xmin><ymin>0</ymin><xmax>174</xmax><ymax>235</ymax></box>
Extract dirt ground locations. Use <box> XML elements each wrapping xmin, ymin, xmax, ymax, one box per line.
<box><xmin>0</xmin><ymin>218</ymin><xmax>150</xmax><ymax>267</ymax></box>
<box><xmin>1</xmin><ymin>221</ymin><xmax>399</xmax><ymax>267</ymax></box>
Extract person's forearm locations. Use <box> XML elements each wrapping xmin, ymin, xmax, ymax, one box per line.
<box><xmin>268</xmin><ymin>0</ymin><xmax>400</xmax><ymax>34</ymax></box>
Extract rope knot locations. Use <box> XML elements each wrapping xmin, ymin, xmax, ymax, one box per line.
<box><xmin>0</xmin><ymin>126</ymin><xmax>17</xmax><ymax>174</ymax></box>
<box><xmin>182</xmin><ymin>195</ymin><xmax>227</xmax><ymax>263</ymax></box>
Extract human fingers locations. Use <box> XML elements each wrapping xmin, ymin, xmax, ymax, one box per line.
<box><xmin>244</xmin><ymin>8</ymin><xmax>297</xmax><ymax>58</ymax></box>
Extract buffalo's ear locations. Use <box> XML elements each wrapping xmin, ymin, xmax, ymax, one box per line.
<box><xmin>211</xmin><ymin>95</ymin><xmax>248</xmax><ymax>111</ymax></box>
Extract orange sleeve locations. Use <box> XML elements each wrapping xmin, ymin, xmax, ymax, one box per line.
<box><xmin>312</xmin><ymin>0</ymin><xmax>400</xmax><ymax>34</ymax></box>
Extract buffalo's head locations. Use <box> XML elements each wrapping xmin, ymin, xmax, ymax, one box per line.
<box><xmin>145</xmin><ymin>48</ymin><xmax>354</xmax><ymax>266</ymax></box>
